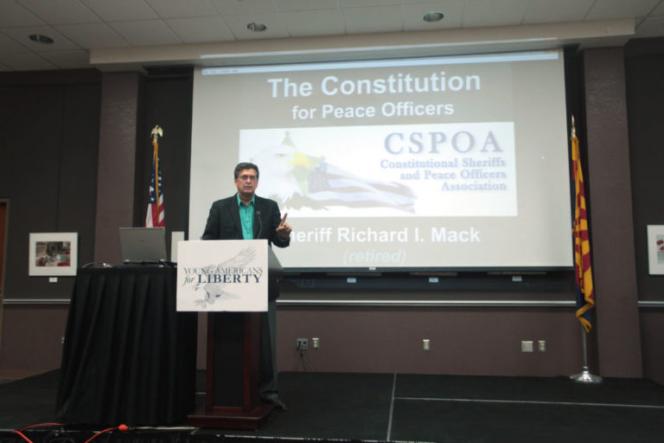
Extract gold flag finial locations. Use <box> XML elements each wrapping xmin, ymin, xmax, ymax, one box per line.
<box><xmin>151</xmin><ymin>125</ymin><xmax>163</xmax><ymax>140</ymax></box>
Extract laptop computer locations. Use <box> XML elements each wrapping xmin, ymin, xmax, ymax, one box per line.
<box><xmin>119</xmin><ymin>227</ymin><xmax>168</xmax><ymax>263</ymax></box>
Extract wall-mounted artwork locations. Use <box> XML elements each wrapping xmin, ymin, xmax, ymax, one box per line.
<box><xmin>29</xmin><ymin>232</ymin><xmax>78</xmax><ymax>276</ymax></box>
<box><xmin>647</xmin><ymin>225</ymin><xmax>664</xmax><ymax>275</ymax></box>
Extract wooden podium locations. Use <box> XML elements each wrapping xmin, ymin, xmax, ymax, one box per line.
<box><xmin>177</xmin><ymin>240</ymin><xmax>281</xmax><ymax>429</ymax></box>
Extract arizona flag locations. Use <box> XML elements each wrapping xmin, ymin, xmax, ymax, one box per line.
<box><xmin>571</xmin><ymin>118</ymin><xmax>594</xmax><ymax>332</ymax></box>
<box><xmin>146</xmin><ymin>125</ymin><xmax>165</xmax><ymax>227</ymax></box>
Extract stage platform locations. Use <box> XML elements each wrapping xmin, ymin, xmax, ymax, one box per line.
<box><xmin>1</xmin><ymin>370</ymin><xmax>664</xmax><ymax>442</ymax></box>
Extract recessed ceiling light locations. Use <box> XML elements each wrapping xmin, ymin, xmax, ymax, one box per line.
<box><xmin>246</xmin><ymin>22</ymin><xmax>267</xmax><ymax>32</ymax></box>
<box><xmin>423</xmin><ymin>12</ymin><xmax>444</xmax><ymax>23</ymax></box>
<box><xmin>29</xmin><ymin>34</ymin><xmax>54</xmax><ymax>44</ymax></box>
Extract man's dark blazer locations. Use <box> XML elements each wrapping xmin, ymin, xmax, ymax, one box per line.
<box><xmin>201</xmin><ymin>195</ymin><xmax>290</xmax><ymax>248</ymax></box>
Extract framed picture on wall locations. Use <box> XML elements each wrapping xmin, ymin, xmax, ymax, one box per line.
<box><xmin>29</xmin><ymin>232</ymin><xmax>78</xmax><ymax>276</ymax></box>
<box><xmin>647</xmin><ymin>225</ymin><xmax>664</xmax><ymax>275</ymax></box>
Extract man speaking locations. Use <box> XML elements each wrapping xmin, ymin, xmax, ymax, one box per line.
<box><xmin>202</xmin><ymin>161</ymin><xmax>292</xmax><ymax>410</ymax></box>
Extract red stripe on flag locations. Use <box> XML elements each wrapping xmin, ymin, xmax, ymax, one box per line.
<box><xmin>571</xmin><ymin>123</ymin><xmax>594</xmax><ymax>332</ymax></box>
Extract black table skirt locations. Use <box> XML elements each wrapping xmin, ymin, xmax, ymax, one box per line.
<box><xmin>56</xmin><ymin>265</ymin><xmax>197</xmax><ymax>426</ymax></box>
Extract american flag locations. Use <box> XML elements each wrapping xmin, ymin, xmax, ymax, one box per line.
<box><xmin>146</xmin><ymin>125</ymin><xmax>165</xmax><ymax>227</ymax></box>
<box><xmin>571</xmin><ymin>117</ymin><xmax>594</xmax><ymax>332</ymax></box>
<box><xmin>305</xmin><ymin>160</ymin><xmax>415</xmax><ymax>212</ymax></box>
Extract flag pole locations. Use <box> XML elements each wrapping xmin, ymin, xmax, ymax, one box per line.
<box><xmin>570</xmin><ymin>326</ymin><xmax>602</xmax><ymax>384</ymax></box>
<box><xmin>569</xmin><ymin>114</ymin><xmax>601</xmax><ymax>384</ymax></box>
<box><xmin>146</xmin><ymin>125</ymin><xmax>165</xmax><ymax>228</ymax></box>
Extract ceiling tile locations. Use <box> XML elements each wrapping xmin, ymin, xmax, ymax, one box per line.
<box><xmin>212</xmin><ymin>0</ymin><xmax>277</xmax><ymax>16</ymax></box>
<box><xmin>110</xmin><ymin>20</ymin><xmax>181</xmax><ymax>46</ymax></box>
<box><xmin>2</xmin><ymin>51</ymin><xmax>55</xmax><ymax>70</ymax></box>
<box><xmin>0</xmin><ymin>32</ymin><xmax>29</xmax><ymax>54</ymax></box>
<box><xmin>651</xmin><ymin>1</ymin><xmax>664</xmax><ymax>16</ymax></box>
<box><xmin>342</xmin><ymin>5</ymin><xmax>403</xmax><ymax>34</ymax></box>
<box><xmin>2</xmin><ymin>0</ymin><xmax>664</xmax><ymax>70</ymax></box>
<box><xmin>462</xmin><ymin>0</ymin><xmax>530</xmax><ymax>28</ymax></box>
<box><xmin>166</xmin><ymin>16</ymin><xmax>235</xmax><ymax>43</ymax></box>
<box><xmin>2</xmin><ymin>26</ymin><xmax>80</xmax><ymax>51</ymax></box>
<box><xmin>339</xmin><ymin>0</ymin><xmax>401</xmax><ymax>6</ymax></box>
<box><xmin>586</xmin><ymin>0</ymin><xmax>661</xmax><ymax>21</ymax></box>
<box><xmin>40</xmin><ymin>48</ymin><xmax>90</xmax><ymax>68</ymax></box>
<box><xmin>56</xmin><ymin>22</ymin><xmax>128</xmax><ymax>48</ymax></box>
<box><xmin>403</xmin><ymin>1</ymin><xmax>464</xmax><ymax>31</ymax></box>
<box><xmin>0</xmin><ymin>0</ymin><xmax>44</xmax><ymax>27</ymax></box>
<box><xmin>146</xmin><ymin>0</ymin><xmax>218</xmax><ymax>19</ymax></box>
<box><xmin>281</xmin><ymin>9</ymin><xmax>345</xmax><ymax>37</ymax></box>
<box><xmin>523</xmin><ymin>0</ymin><xmax>594</xmax><ymax>24</ymax></box>
<box><xmin>224</xmin><ymin>13</ymin><xmax>289</xmax><ymax>39</ymax></box>
<box><xmin>82</xmin><ymin>0</ymin><xmax>158</xmax><ymax>22</ymax></box>
<box><xmin>274</xmin><ymin>0</ymin><xmax>339</xmax><ymax>12</ymax></box>
<box><xmin>17</xmin><ymin>0</ymin><xmax>100</xmax><ymax>25</ymax></box>
<box><xmin>635</xmin><ymin>15</ymin><xmax>664</xmax><ymax>37</ymax></box>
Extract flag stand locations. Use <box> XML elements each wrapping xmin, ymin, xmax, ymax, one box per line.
<box><xmin>570</xmin><ymin>326</ymin><xmax>602</xmax><ymax>384</ymax></box>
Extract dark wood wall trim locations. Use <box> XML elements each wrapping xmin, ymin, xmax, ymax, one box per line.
<box><xmin>583</xmin><ymin>47</ymin><xmax>642</xmax><ymax>378</ymax></box>
<box><xmin>93</xmin><ymin>72</ymin><xmax>142</xmax><ymax>263</ymax></box>
<box><xmin>0</xmin><ymin>72</ymin><xmax>100</xmax><ymax>300</ymax></box>
<box><xmin>0</xmin><ymin>69</ymin><xmax>100</xmax><ymax>86</ymax></box>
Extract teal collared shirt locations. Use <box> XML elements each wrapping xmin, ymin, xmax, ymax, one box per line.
<box><xmin>236</xmin><ymin>194</ymin><xmax>255</xmax><ymax>239</ymax></box>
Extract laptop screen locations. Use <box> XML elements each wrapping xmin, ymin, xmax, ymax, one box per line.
<box><xmin>119</xmin><ymin>227</ymin><xmax>167</xmax><ymax>263</ymax></box>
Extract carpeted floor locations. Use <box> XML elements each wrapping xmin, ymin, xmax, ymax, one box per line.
<box><xmin>1</xmin><ymin>370</ymin><xmax>664</xmax><ymax>442</ymax></box>
<box><xmin>389</xmin><ymin>374</ymin><xmax>664</xmax><ymax>442</ymax></box>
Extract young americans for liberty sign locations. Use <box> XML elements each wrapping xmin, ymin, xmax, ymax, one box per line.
<box><xmin>176</xmin><ymin>240</ymin><xmax>268</xmax><ymax>312</ymax></box>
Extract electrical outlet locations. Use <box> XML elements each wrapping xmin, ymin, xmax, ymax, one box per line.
<box><xmin>312</xmin><ymin>337</ymin><xmax>320</xmax><ymax>349</ymax></box>
<box><xmin>521</xmin><ymin>340</ymin><xmax>534</xmax><ymax>352</ymax></box>
<box><xmin>422</xmin><ymin>339</ymin><xmax>431</xmax><ymax>351</ymax></box>
<box><xmin>538</xmin><ymin>340</ymin><xmax>546</xmax><ymax>352</ymax></box>
<box><xmin>296</xmin><ymin>338</ymin><xmax>309</xmax><ymax>351</ymax></box>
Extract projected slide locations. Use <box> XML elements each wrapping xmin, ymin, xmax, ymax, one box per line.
<box><xmin>190</xmin><ymin>51</ymin><xmax>572</xmax><ymax>270</ymax></box>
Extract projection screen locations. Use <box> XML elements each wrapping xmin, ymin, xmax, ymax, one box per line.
<box><xmin>189</xmin><ymin>50</ymin><xmax>573</xmax><ymax>270</ymax></box>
